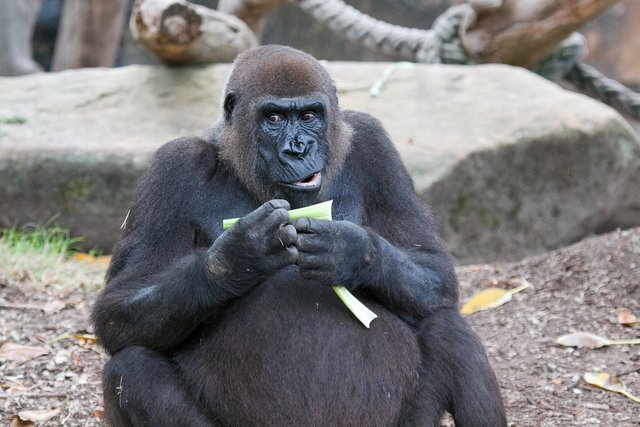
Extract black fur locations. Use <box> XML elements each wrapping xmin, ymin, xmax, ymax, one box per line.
<box><xmin>92</xmin><ymin>46</ymin><xmax>506</xmax><ymax>426</ymax></box>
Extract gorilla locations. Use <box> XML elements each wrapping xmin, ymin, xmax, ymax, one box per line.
<box><xmin>92</xmin><ymin>45</ymin><xmax>506</xmax><ymax>426</ymax></box>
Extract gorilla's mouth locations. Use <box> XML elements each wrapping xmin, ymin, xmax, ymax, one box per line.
<box><xmin>282</xmin><ymin>172</ymin><xmax>322</xmax><ymax>190</ymax></box>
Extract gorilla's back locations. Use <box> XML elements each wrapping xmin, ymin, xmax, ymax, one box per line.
<box><xmin>174</xmin><ymin>266</ymin><xmax>421</xmax><ymax>426</ymax></box>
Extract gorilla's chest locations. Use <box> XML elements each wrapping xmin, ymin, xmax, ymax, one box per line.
<box><xmin>174</xmin><ymin>267</ymin><xmax>421</xmax><ymax>426</ymax></box>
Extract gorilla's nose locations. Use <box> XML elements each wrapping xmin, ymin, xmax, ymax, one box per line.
<box><xmin>283</xmin><ymin>136</ymin><xmax>315</xmax><ymax>159</ymax></box>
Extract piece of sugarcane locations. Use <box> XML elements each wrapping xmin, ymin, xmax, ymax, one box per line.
<box><xmin>223</xmin><ymin>200</ymin><xmax>378</xmax><ymax>328</ymax></box>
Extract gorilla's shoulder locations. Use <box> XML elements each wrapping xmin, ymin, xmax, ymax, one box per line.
<box><xmin>342</xmin><ymin>110</ymin><xmax>384</xmax><ymax>133</ymax></box>
<box><xmin>151</xmin><ymin>135</ymin><xmax>219</xmax><ymax>177</ymax></box>
<box><xmin>342</xmin><ymin>110</ymin><xmax>401</xmax><ymax>163</ymax></box>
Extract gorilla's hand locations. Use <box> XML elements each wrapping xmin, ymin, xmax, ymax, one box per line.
<box><xmin>293</xmin><ymin>218</ymin><xmax>374</xmax><ymax>288</ymax></box>
<box><xmin>206</xmin><ymin>200</ymin><xmax>298</xmax><ymax>293</ymax></box>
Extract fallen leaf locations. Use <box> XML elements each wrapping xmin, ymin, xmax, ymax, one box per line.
<box><xmin>10</xmin><ymin>415</ymin><xmax>34</xmax><ymax>427</ymax></box>
<box><xmin>42</xmin><ymin>299</ymin><xmax>66</xmax><ymax>315</ymax></box>
<box><xmin>556</xmin><ymin>332</ymin><xmax>612</xmax><ymax>349</ymax></box>
<box><xmin>556</xmin><ymin>332</ymin><xmax>640</xmax><ymax>349</ymax></box>
<box><xmin>0</xmin><ymin>342</ymin><xmax>48</xmax><ymax>363</ymax></box>
<box><xmin>17</xmin><ymin>409</ymin><xmax>60</xmax><ymax>422</ymax></box>
<box><xmin>74</xmin><ymin>334</ymin><xmax>98</xmax><ymax>345</ymax></box>
<box><xmin>95</xmin><ymin>255</ymin><xmax>111</xmax><ymax>267</ymax></box>
<box><xmin>461</xmin><ymin>280</ymin><xmax>531</xmax><ymax>315</ymax></box>
<box><xmin>71</xmin><ymin>253</ymin><xmax>111</xmax><ymax>267</ymax></box>
<box><xmin>617</xmin><ymin>309</ymin><xmax>638</xmax><ymax>327</ymax></box>
<box><xmin>583</xmin><ymin>372</ymin><xmax>640</xmax><ymax>403</ymax></box>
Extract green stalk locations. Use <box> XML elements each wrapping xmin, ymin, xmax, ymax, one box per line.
<box><xmin>223</xmin><ymin>200</ymin><xmax>378</xmax><ymax>328</ymax></box>
<box><xmin>333</xmin><ymin>286</ymin><xmax>377</xmax><ymax>328</ymax></box>
<box><xmin>223</xmin><ymin>200</ymin><xmax>334</xmax><ymax>230</ymax></box>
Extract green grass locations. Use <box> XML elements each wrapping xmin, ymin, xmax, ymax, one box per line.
<box><xmin>1</xmin><ymin>222</ymin><xmax>83</xmax><ymax>257</ymax></box>
<box><xmin>0</xmin><ymin>115</ymin><xmax>27</xmax><ymax>125</ymax></box>
<box><xmin>0</xmin><ymin>222</ymin><xmax>106</xmax><ymax>290</ymax></box>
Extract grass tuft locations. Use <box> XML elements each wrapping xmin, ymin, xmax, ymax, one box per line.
<box><xmin>0</xmin><ymin>221</ymin><xmax>106</xmax><ymax>290</ymax></box>
<box><xmin>1</xmin><ymin>222</ymin><xmax>83</xmax><ymax>257</ymax></box>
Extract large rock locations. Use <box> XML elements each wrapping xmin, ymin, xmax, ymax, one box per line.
<box><xmin>1</xmin><ymin>63</ymin><xmax>639</xmax><ymax>263</ymax></box>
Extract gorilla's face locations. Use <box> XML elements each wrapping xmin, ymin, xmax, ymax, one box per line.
<box><xmin>253</xmin><ymin>95</ymin><xmax>328</xmax><ymax>208</ymax></box>
<box><xmin>219</xmin><ymin>46</ymin><xmax>350</xmax><ymax>209</ymax></box>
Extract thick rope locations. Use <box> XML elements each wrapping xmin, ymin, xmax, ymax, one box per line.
<box><xmin>565</xmin><ymin>63</ymin><xmax>640</xmax><ymax>119</ymax></box>
<box><xmin>296</xmin><ymin>0</ymin><xmax>640</xmax><ymax>119</ymax></box>
<box><xmin>533</xmin><ymin>32</ymin><xmax>640</xmax><ymax>119</ymax></box>
<box><xmin>295</xmin><ymin>0</ymin><xmax>474</xmax><ymax>64</ymax></box>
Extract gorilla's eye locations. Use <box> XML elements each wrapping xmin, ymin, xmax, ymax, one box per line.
<box><xmin>301</xmin><ymin>112</ymin><xmax>316</xmax><ymax>121</ymax></box>
<box><xmin>267</xmin><ymin>113</ymin><xmax>283</xmax><ymax>123</ymax></box>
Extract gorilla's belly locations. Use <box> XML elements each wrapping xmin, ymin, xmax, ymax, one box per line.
<box><xmin>174</xmin><ymin>268</ymin><xmax>421</xmax><ymax>426</ymax></box>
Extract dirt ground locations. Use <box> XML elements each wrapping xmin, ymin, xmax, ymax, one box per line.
<box><xmin>0</xmin><ymin>228</ymin><xmax>638</xmax><ymax>426</ymax></box>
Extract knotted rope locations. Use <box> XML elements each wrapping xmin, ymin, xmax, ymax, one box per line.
<box><xmin>296</xmin><ymin>0</ymin><xmax>640</xmax><ymax>119</ymax></box>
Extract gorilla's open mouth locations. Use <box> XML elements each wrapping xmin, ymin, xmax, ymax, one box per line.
<box><xmin>282</xmin><ymin>172</ymin><xmax>322</xmax><ymax>190</ymax></box>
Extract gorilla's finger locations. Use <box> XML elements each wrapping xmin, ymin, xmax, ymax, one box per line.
<box><xmin>285</xmin><ymin>246</ymin><xmax>299</xmax><ymax>262</ymax></box>
<box><xmin>292</xmin><ymin>217</ymin><xmax>319</xmax><ymax>234</ymax></box>
<box><xmin>264</xmin><ymin>208</ymin><xmax>291</xmax><ymax>230</ymax></box>
<box><xmin>266</xmin><ymin>199</ymin><xmax>291</xmax><ymax>211</ymax></box>
<box><xmin>278</xmin><ymin>224</ymin><xmax>297</xmax><ymax>247</ymax></box>
<box><xmin>269</xmin><ymin>224</ymin><xmax>297</xmax><ymax>251</ymax></box>
<box><xmin>241</xmin><ymin>199</ymin><xmax>290</xmax><ymax>226</ymax></box>
<box><xmin>295</xmin><ymin>233</ymin><xmax>324</xmax><ymax>253</ymax></box>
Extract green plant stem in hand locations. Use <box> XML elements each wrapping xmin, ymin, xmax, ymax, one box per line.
<box><xmin>223</xmin><ymin>200</ymin><xmax>378</xmax><ymax>328</ymax></box>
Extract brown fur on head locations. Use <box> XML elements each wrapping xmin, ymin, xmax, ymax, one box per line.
<box><xmin>218</xmin><ymin>45</ymin><xmax>352</xmax><ymax>204</ymax></box>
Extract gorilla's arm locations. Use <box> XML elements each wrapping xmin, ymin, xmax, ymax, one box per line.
<box><xmin>92</xmin><ymin>138</ymin><xmax>296</xmax><ymax>354</ymax></box>
<box><xmin>294</xmin><ymin>112</ymin><xmax>458</xmax><ymax>321</ymax></box>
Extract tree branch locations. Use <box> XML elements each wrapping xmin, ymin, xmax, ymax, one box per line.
<box><xmin>217</xmin><ymin>0</ymin><xmax>289</xmax><ymax>39</ymax></box>
<box><xmin>462</xmin><ymin>0</ymin><xmax>621</xmax><ymax>67</ymax></box>
<box><xmin>131</xmin><ymin>0</ymin><xmax>259</xmax><ymax>65</ymax></box>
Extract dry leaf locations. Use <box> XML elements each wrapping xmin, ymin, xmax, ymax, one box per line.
<box><xmin>556</xmin><ymin>332</ymin><xmax>611</xmax><ymax>349</ymax></box>
<box><xmin>74</xmin><ymin>334</ymin><xmax>98</xmax><ymax>345</ymax></box>
<box><xmin>556</xmin><ymin>332</ymin><xmax>640</xmax><ymax>349</ymax></box>
<box><xmin>10</xmin><ymin>415</ymin><xmax>34</xmax><ymax>427</ymax></box>
<box><xmin>71</xmin><ymin>253</ymin><xmax>111</xmax><ymax>267</ymax></box>
<box><xmin>617</xmin><ymin>309</ymin><xmax>638</xmax><ymax>327</ymax></box>
<box><xmin>42</xmin><ymin>299</ymin><xmax>66</xmax><ymax>315</ymax></box>
<box><xmin>17</xmin><ymin>409</ymin><xmax>60</xmax><ymax>422</ymax></box>
<box><xmin>583</xmin><ymin>372</ymin><xmax>640</xmax><ymax>403</ymax></box>
<box><xmin>461</xmin><ymin>280</ymin><xmax>531</xmax><ymax>315</ymax></box>
<box><xmin>0</xmin><ymin>342</ymin><xmax>48</xmax><ymax>363</ymax></box>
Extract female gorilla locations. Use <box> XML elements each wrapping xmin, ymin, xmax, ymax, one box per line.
<box><xmin>93</xmin><ymin>45</ymin><xmax>506</xmax><ymax>426</ymax></box>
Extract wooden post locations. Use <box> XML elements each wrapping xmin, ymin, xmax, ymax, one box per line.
<box><xmin>131</xmin><ymin>0</ymin><xmax>258</xmax><ymax>65</ymax></box>
<box><xmin>0</xmin><ymin>0</ymin><xmax>42</xmax><ymax>76</ymax></box>
<box><xmin>462</xmin><ymin>0</ymin><xmax>621</xmax><ymax>67</ymax></box>
<box><xmin>52</xmin><ymin>0</ymin><xmax>126</xmax><ymax>71</ymax></box>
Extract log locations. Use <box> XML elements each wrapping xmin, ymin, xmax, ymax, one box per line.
<box><xmin>131</xmin><ymin>0</ymin><xmax>259</xmax><ymax>65</ymax></box>
<box><xmin>52</xmin><ymin>0</ymin><xmax>126</xmax><ymax>71</ymax></box>
<box><xmin>462</xmin><ymin>0</ymin><xmax>621</xmax><ymax>67</ymax></box>
<box><xmin>217</xmin><ymin>0</ymin><xmax>289</xmax><ymax>39</ymax></box>
<box><xmin>0</xmin><ymin>0</ymin><xmax>42</xmax><ymax>76</ymax></box>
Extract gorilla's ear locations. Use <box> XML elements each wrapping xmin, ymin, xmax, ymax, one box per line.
<box><xmin>224</xmin><ymin>92</ymin><xmax>237</xmax><ymax>122</ymax></box>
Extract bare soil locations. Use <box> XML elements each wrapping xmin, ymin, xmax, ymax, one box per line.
<box><xmin>1</xmin><ymin>228</ymin><xmax>639</xmax><ymax>426</ymax></box>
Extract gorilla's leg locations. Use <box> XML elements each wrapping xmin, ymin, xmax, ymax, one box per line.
<box><xmin>102</xmin><ymin>346</ymin><xmax>215</xmax><ymax>427</ymax></box>
<box><xmin>404</xmin><ymin>308</ymin><xmax>507</xmax><ymax>427</ymax></box>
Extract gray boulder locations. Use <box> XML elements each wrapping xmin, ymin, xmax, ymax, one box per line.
<box><xmin>0</xmin><ymin>63</ymin><xmax>638</xmax><ymax>263</ymax></box>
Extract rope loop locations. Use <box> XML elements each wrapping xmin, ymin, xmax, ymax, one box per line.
<box><xmin>417</xmin><ymin>4</ymin><xmax>475</xmax><ymax>65</ymax></box>
<box><xmin>533</xmin><ymin>33</ymin><xmax>587</xmax><ymax>80</ymax></box>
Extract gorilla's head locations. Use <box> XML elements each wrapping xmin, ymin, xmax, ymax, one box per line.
<box><xmin>218</xmin><ymin>45</ymin><xmax>352</xmax><ymax>208</ymax></box>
